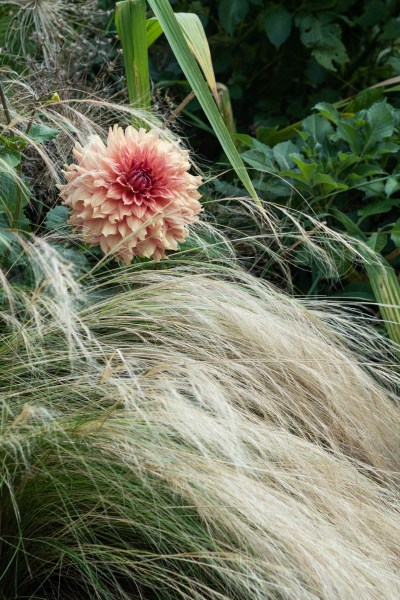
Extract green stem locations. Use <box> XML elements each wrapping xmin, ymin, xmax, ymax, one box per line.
<box><xmin>115</xmin><ymin>0</ymin><xmax>151</xmax><ymax>115</ymax></box>
<box><xmin>0</xmin><ymin>79</ymin><xmax>11</xmax><ymax>125</ymax></box>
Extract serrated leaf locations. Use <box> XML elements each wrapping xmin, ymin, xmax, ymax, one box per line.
<box><xmin>241</xmin><ymin>141</ymin><xmax>276</xmax><ymax>172</ymax></box>
<box><xmin>218</xmin><ymin>0</ymin><xmax>249</xmax><ymax>35</ymax></box>
<box><xmin>313</xmin><ymin>42</ymin><xmax>348</xmax><ymax>71</ymax></box>
<box><xmin>264</xmin><ymin>5</ymin><xmax>292</xmax><ymax>48</ymax></box>
<box><xmin>364</xmin><ymin>101</ymin><xmax>395</xmax><ymax>151</ymax></box>
<box><xmin>51</xmin><ymin>245</ymin><xmax>90</xmax><ymax>275</ymax></box>
<box><xmin>296</xmin><ymin>14</ymin><xmax>348</xmax><ymax>71</ymax></box>
<box><xmin>44</xmin><ymin>205</ymin><xmax>69</xmax><ymax>230</ymax></box>
<box><xmin>348</xmin><ymin>164</ymin><xmax>384</xmax><ymax>179</ymax></box>
<box><xmin>272</xmin><ymin>140</ymin><xmax>299</xmax><ymax>170</ymax></box>
<box><xmin>335</xmin><ymin>122</ymin><xmax>361</xmax><ymax>154</ymax></box>
<box><xmin>375</xmin><ymin>141</ymin><xmax>399</xmax><ymax>154</ymax></box>
<box><xmin>0</xmin><ymin>150</ymin><xmax>20</xmax><ymax>168</ymax></box>
<box><xmin>302</xmin><ymin>113</ymin><xmax>333</xmax><ymax>142</ymax></box>
<box><xmin>28</xmin><ymin>124</ymin><xmax>61</xmax><ymax>143</ymax></box>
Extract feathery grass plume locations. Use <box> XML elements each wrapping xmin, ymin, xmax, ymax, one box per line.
<box><xmin>1</xmin><ymin>236</ymin><xmax>400</xmax><ymax>599</ymax></box>
<box><xmin>2</xmin><ymin>0</ymin><xmax>104</xmax><ymax>71</ymax></box>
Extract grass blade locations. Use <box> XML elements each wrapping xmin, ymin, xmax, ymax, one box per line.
<box><xmin>146</xmin><ymin>17</ymin><xmax>163</xmax><ymax>48</ymax></box>
<box><xmin>147</xmin><ymin>0</ymin><xmax>261</xmax><ymax>207</ymax></box>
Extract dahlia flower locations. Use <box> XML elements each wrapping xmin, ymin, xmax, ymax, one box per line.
<box><xmin>59</xmin><ymin>125</ymin><xmax>202</xmax><ymax>262</ymax></box>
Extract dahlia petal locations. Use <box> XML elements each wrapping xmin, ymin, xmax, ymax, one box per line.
<box><xmin>91</xmin><ymin>192</ymin><xmax>107</xmax><ymax>207</ymax></box>
<box><xmin>101</xmin><ymin>199</ymin><xmax>119</xmax><ymax>214</ymax></box>
<box><xmin>105</xmin><ymin>234</ymin><xmax>122</xmax><ymax>251</ymax></box>
<box><xmin>102</xmin><ymin>221</ymin><xmax>119</xmax><ymax>236</ymax></box>
<box><xmin>137</xmin><ymin>238</ymin><xmax>157</xmax><ymax>258</ymax></box>
<box><xmin>85</xmin><ymin>220</ymin><xmax>104</xmax><ymax>235</ymax></box>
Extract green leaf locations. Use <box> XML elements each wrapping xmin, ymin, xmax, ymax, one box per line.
<box><xmin>334</xmin><ymin>152</ymin><xmax>360</xmax><ymax>175</ymax></box>
<box><xmin>302</xmin><ymin>113</ymin><xmax>333</xmax><ymax>142</ymax></box>
<box><xmin>146</xmin><ymin>17</ymin><xmax>163</xmax><ymax>47</ymax></box>
<box><xmin>334</xmin><ymin>282</ymin><xmax>375</xmax><ymax>302</ymax></box>
<box><xmin>349</xmin><ymin>164</ymin><xmax>384</xmax><ymax>179</ymax></box>
<box><xmin>375</xmin><ymin>141</ymin><xmax>399</xmax><ymax>155</ymax></box>
<box><xmin>296</xmin><ymin>13</ymin><xmax>348</xmax><ymax>71</ymax></box>
<box><xmin>148</xmin><ymin>0</ymin><xmax>261</xmax><ymax>207</ymax></box>
<box><xmin>241</xmin><ymin>140</ymin><xmax>276</xmax><ymax>172</ymax></box>
<box><xmin>290</xmin><ymin>155</ymin><xmax>317</xmax><ymax>183</ymax></box>
<box><xmin>256</xmin><ymin>124</ymin><xmax>296</xmax><ymax>146</ymax></box>
<box><xmin>44</xmin><ymin>205</ymin><xmax>69</xmax><ymax>230</ymax></box>
<box><xmin>51</xmin><ymin>245</ymin><xmax>90</xmax><ymax>275</ymax></box>
<box><xmin>218</xmin><ymin>0</ymin><xmax>249</xmax><ymax>35</ymax></box>
<box><xmin>347</xmin><ymin>88</ymin><xmax>383</xmax><ymax>112</ymax></box>
<box><xmin>0</xmin><ymin>150</ymin><xmax>20</xmax><ymax>168</ymax></box>
<box><xmin>384</xmin><ymin>176</ymin><xmax>400</xmax><ymax>198</ymax></box>
<box><xmin>0</xmin><ymin>157</ymin><xmax>29</xmax><ymax>220</ymax></box>
<box><xmin>272</xmin><ymin>140</ymin><xmax>299</xmax><ymax>170</ymax></box>
<box><xmin>391</xmin><ymin>220</ymin><xmax>400</xmax><ymax>247</ymax></box>
<box><xmin>28</xmin><ymin>124</ymin><xmax>61</xmax><ymax>143</ymax></box>
<box><xmin>335</xmin><ymin>122</ymin><xmax>361</xmax><ymax>154</ymax></box>
<box><xmin>314</xmin><ymin>102</ymin><xmax>340</xmax><ymax>124</ymax></box>
<box><xmin>313</xmin><ymin>173</ymin><xmax>348</xmax><ymax>191</ymax></box>
<box><xmin>233</xmin><ymin>133</ymin><xmax>253</xmax><ymax>147</ymax></box>
<box><xmin>364</xmin><ymin>101</ymin><xmax>395</xmax><ymax>151</ymax></box>
<box><xmin>358</xmin><ymin>197</ymin><xmax>400</xmax><ymax>219</ymax></box>
<box><xmin>264</xmin><ymin>5</ymin><xmax>292</xmax><ymax>48</ymax></box>
<box><xmin>217</xmin><ymin>83</ymin><xmax>236</xmax><ymax>135</ymax></box>
<box><xmin>147</xmin><ymin>13</ymin><xmax>221</xmax><ymax>107</ymax></box>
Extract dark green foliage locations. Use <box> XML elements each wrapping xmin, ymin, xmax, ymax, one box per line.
<box><xmin>237</xmin><ymin>94</ymin><xmax>400</xmax><ymax>296</ymax></box>
<box><xmin>151</xmin><ymin>0</ymin><xmax>400</xmax><ymax>131</ymax></box>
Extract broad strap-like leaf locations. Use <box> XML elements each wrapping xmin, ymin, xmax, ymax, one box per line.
<box><xmin>365</xmin><ymin>257</ymin><xmax>400</xmax><ymax>345</ymax></box>
<box><xmin>175</xmin><ymin>13</ymin><xmax>218</xmax><ymax>104</ymax></box>
<box><xmin>116</xmin><ymin>0</ymin><xmax>151</xmax><ymax>111</ymax></box>
<box><xmin>147</xmin><ymin>0</ymin><xmax>261</xmax><ymax>207</ymax></box>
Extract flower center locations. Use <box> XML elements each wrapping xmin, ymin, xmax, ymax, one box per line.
<box><xmin>125</xmin><ymin>163</ymin><xmax>152</xmax><ymax>194</ymax></box>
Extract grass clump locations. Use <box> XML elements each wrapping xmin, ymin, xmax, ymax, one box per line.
<box><xmin>0</xmin><ymin>239</ymin><xmax>399</xmax><ymax>599</ymax></box>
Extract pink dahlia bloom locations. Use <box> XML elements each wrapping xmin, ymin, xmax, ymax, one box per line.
<box><xmin>59</xmin><ymin>125</ymin><xmax>202</xmax><ymax>263</ymax></box>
